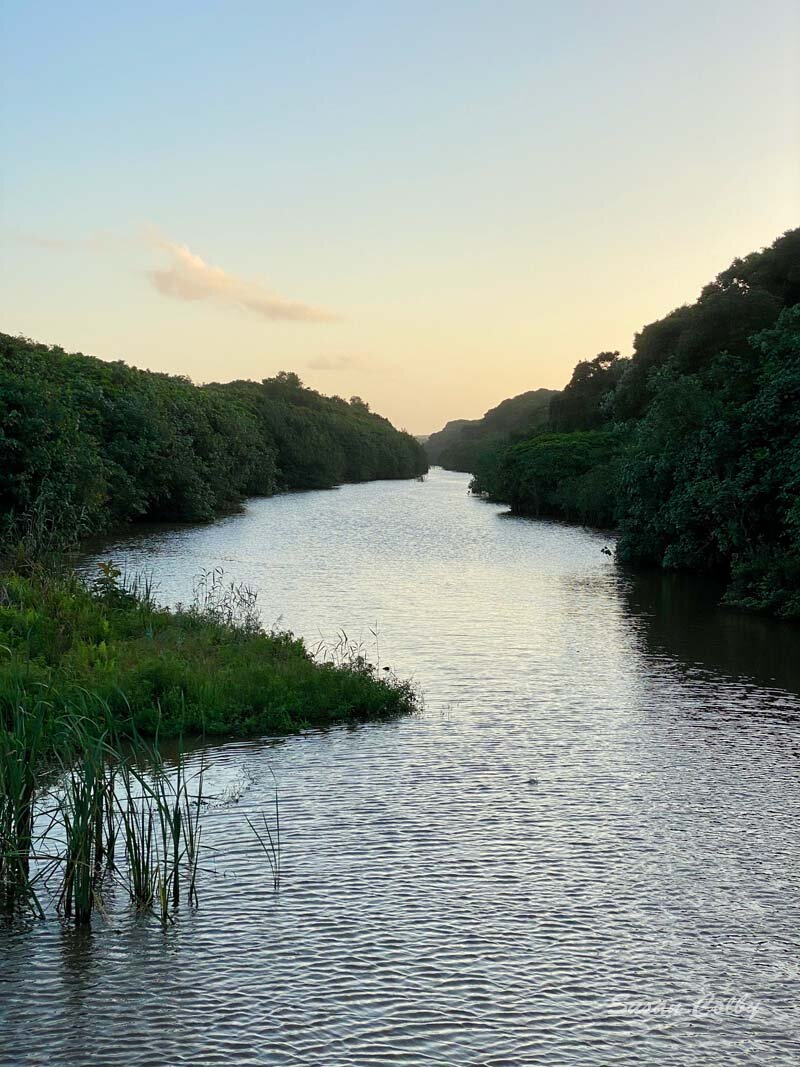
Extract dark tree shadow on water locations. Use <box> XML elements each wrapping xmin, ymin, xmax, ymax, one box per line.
<box><xmin>620</xmin><ymin>567</ymin><xmax>800</xmax><ymax>698</ymax></box>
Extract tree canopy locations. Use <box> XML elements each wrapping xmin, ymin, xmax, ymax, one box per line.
<box><xmin>0</xmin><ymin>334</ymin><xmax>428</xmax><ymax>553</ymax></box>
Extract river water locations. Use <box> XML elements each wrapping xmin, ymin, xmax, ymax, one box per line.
<box><xmin>2</xmin><ymin>468</ymin><xmax>799</xmax><ymax>1066</ymax></box>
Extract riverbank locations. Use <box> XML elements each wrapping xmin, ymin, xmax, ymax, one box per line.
<box><xmin>0</xmin><ymin>332</ymin><xmax>428</xmax><ymax>560</ymax></box>
<box><xmin>0</xmin><ymin>566</ymin><xmax>417</xmax><ymax>741</ymax></box>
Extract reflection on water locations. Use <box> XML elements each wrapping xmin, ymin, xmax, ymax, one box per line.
<box><xmin>622</xmin><ymin>568</ymin><xmax>800</xmax><ymax>699</ymax></box>
<box><xmin>2</xmin><ymin>469</ymin><xmax>798</xmax><ymax>1066</ymax></box>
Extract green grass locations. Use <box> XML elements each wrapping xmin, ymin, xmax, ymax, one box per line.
<box><xmin>0</xmin><ymin>567</ymin><xmax>417</xmax><ymax>738</ymax></box>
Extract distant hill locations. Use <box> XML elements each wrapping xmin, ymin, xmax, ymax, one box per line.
<box><xmin>425</xmin><ymin>389</ymin><xmax>556</xmax><ymax>470</ymax></box>
<box><xmin>425</xmin><ymin>419</ymin><xmax>475</xmax><ymax>463</ymax></box>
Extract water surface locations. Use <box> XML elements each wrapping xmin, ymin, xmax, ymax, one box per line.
<box><xmin>2</xmin><ymin>469</ymin><xmax>799</xmax><ymax>1066</ymax></box>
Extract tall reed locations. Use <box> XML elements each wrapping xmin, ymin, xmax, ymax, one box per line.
<box><xmin>57</xmin><ymin>737</ymin><xmax>111</xmax><ymax>925</ymax></box>
<box><xmin>246</xmin><ymin>771</ymin><xmax>281</xmax><ymax>891</ymax></box>
<box><xmin>114</xmin><ymin>744</ymin><xmax>205</xmax><ymax>925</ymax></box>
<box><xmin>0</xmin><ymin>703</ymin><xmax>48</xmax><ymax>914</ymax></box>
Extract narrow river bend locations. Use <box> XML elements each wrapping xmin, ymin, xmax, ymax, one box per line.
<box><xmin>2</xmin><ymin>469</ymin><xmax>798</xmax><ymax>1066</ymax></box>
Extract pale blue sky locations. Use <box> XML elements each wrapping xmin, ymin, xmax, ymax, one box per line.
<box><xmin>1</xmin><ymin>1</ymin><xmax>798</xmax><ymax>431</ymax></box>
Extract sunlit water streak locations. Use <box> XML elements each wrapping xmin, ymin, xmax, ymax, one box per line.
<box><xmin>2</xmin><ymin>469</ymin><xmax>799</xmax><ymax>1065</ymax></box>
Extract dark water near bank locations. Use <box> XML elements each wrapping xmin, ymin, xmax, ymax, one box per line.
<box><xmin>2</xmin><ymin>469</ymin><xmax>799</xmax><ymax>1066</ymax></box>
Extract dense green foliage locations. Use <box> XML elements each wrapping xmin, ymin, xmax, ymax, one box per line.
<box><xmin>617</xmin><ymin>304</ymin><xmax>800</xmax><ymax>616</ymax></box>
<box><xmin>472</xmin><ymin>430</ymin><xmax>622</xmax><ymax>527</ymax></box>
<box><xmin>0</xmin><ymin>568</ymin><xmax>417</xmax><ymax>738</ymax></box>
<box><xmin>0</xmin><ymin>336</ymin><xmax>427</xmax><ymax>553</ymax></box>
<box><xmin>549</xmin><ymin>352</ymin><xmax>630</xmax><ymax>431</ymax></box>
<box><xmin>425</xmin><ymin>388</ymin><xmax>555</xmax><ymax>471</ymax></box>
<box><xmin>464</xmin><ymin>229</ymin><xmax>800</xmax><ymax>617</ymax></box>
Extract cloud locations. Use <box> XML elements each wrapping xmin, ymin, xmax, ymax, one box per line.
<box><xmin>147</xmin><ymin>234</ymin><xmax>339</xmax><ymax>324</ymax></box>
<box><xmin>8</xmin><ymin>226</ymin><xmax>337</xmax><ymax>326</ymax></box>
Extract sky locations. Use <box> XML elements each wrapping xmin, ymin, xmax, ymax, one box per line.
<box><xmin>1</xmin><ymin>2</ymin><xmax>798</xmax><ymax>434</ymax></box>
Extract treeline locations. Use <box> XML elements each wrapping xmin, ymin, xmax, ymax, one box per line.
<box><xmin>463</xmin><ymin>229</ymin><xmax>800</xmax><ymax>618</ymax></box>
<box><xmin>0</xmin><ymin>334</ymin><xmax>427</xmax><ymax>552</ymax></box>
<box><xmin>425</xmin><ymin>388</ymin><xmax>555</xmax><ymax>471</ymax></box>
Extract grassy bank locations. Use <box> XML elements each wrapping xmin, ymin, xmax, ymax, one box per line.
<box><xmin>0</xmin><ymin>566</ymin><xmax>417</xmax><ymax>740</ymax></box>
<box><xmin>1</xmin><ymin>565</ymin><xmax>414</xmax><ymax>921</ymax></box>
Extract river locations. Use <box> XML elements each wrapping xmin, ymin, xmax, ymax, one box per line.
<box><xmin>2</xmin><ymin>468</ymin><xmax>799</xmax><ymax>1065</ymax></box>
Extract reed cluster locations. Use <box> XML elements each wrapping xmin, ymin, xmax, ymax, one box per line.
<box><xmin>0</xmin><ymin>707</ymin><xmax>205</xmax><ymax>926</ymax></box>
